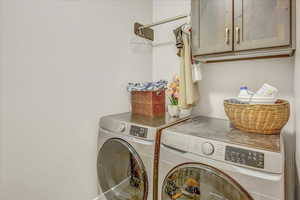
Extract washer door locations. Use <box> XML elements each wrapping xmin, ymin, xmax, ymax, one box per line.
<box><xmin>97</xmin><ymin>138</ymin><xmax>148</xmax><ymax>200</ymax></box>
<box><xmin>162</xmin><ymin>163</ymin><xmax>253</xmax><ymax>200</ymax></box>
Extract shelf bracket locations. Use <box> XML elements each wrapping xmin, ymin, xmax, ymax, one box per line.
<box><xmin>134</xmin><ymin>23</ymin><xmax>154</xmax><ymax>41</ymax></box>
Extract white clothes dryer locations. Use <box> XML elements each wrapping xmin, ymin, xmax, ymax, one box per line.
<box><xmin>158</xmin><ymin>116</ymin><xmax>285</xmax><ymax>200</ymax></box>
<box><xmin>97</xmin><ymin>112</ymin><xmax>187</xmax><ymax>200</ymax></box>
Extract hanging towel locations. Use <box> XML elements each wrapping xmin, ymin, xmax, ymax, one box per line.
<box><xmin>174</xmin><ymin>27</ymin><xmax>198</xmax><ymax>108</ymax></box>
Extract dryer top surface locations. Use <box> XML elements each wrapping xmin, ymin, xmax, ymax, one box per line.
<box><xmin>102</xmin><ymin>112</ymin><xmax>189</xmax><ymax>129</ymax></box>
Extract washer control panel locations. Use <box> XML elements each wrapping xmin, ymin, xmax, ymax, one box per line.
<box><xmin>130</xmin><ymin>125</ymin><xmax>148</xmax><ymax>138</ymax></box>
<box><xmin>225</xmin><ymin>146</ymin><xmax>264</xmax><ymax>169</ymax></box>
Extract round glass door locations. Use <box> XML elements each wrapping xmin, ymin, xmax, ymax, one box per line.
<box><xmin>162</xmin><ymin>163</ymin><xmax>253</xmax><ymax>200</ymax></box>
<box><xmin>97</xmin><ymin>138</ymin><xmax>148</xmax><ymax>200</ymax></box>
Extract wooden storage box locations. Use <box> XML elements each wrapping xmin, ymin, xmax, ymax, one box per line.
<box><xmin>131</xmin><ymin>90</ymin><xmax>165</xmax><ymax>117</ymax></box>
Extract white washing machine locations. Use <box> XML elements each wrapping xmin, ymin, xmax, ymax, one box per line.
<box><xmin>158</xmin><ymin>116</ymin><xmax>285</xmax><ymax>200</ymax></box>
<box><xmin>97</xmin><ymin>112</ymin><xmax>187</xmax><ymax>200</ymax></box>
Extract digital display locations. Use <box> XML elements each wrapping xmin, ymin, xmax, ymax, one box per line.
<box><xmin>225</xmin><ymin>146</ymin><xmax>264</xmax><ymax>169</ymax></box>
<box><xmin>130</xmin><ymin>125</ymin><xmax>148</xmax><ymax>138</ymax></box>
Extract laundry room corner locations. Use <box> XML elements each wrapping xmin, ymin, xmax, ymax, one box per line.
<box><xmin>0</xmin><ymin>0</ymin><xmax>299</xmax><ymax>200</ymax></box>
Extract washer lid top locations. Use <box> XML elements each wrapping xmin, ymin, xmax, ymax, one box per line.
<box><xmin>163</xmin><ymin>116</ymin><xmax>281</xmax><ymax>153</ymax></box>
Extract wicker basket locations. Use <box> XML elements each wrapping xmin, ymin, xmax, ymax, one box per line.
<box><xmin>224</xmin><ymin>99</ymin><xmax>290</xmax><ymax>135</ymax></box>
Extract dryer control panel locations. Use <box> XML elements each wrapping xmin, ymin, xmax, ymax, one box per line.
<box><xmin>225</xmin><ymin>146</ymin><xmax>264</xmax><ymax>169</ymax></box>
<box><xmin>130</xmin><ymin>125</ymin><xmax>148</xmax><ymax>138</ymax></box>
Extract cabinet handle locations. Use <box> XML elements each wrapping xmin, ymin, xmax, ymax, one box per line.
<box><xmin>236</xmin><ymin>27</ymin><xmax>241</xmax><ymax>44</ymax></box>
<box><xmin>225</xmin><ymin>28</ymin><xmax>230</xmax><ymax>45</ymax></box>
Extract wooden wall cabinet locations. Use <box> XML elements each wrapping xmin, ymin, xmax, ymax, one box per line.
<box><xmin>192</xmin><ymin>0</ymin><xmax>295</xmax><ymax>63</ymax></box>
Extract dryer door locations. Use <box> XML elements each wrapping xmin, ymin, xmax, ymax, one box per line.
<box><xmin>97</xmin><ymin>138</ymin><xmax>148</xmax><ymax>200</ymax></box>
<box><xmin>162</xmin><ymin>163</ymin><xmax>253</xmax><ymax>200</ymax></box>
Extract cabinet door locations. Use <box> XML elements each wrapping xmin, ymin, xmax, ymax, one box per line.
<box><xmin>234</xmin><ymin>0</ymin><xmax>290</xmax><ymax>51</ymax></box>
<box><xmin>192</xmin><ymin>0</ymin><xmax>233</xmax><ymax>55</ymax></box>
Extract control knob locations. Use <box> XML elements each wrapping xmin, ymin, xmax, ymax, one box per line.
<box><xmin>201</xmin><ymin>142</ymin><xmax>214</xmax><ymax>156</ymax></box>
<box><xmin>118</xmin><ymin>123</ymin><xmax>126</xmax><ymax>133</ymax></box>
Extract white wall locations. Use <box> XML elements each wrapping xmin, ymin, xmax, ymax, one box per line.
<box><xmin>0</xmin><ymin>0</ymin><xmax>152</xmax><ymax>200</ymax></box>
<box><xmin>153</xmin><ymin>0</ymin><xmax>296</xmax><ymax>199</ymax></box>
<box><xmin>295</xmin><ymin>0</ymin><xmax>300</xmax><ymax>198</ymax></box>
